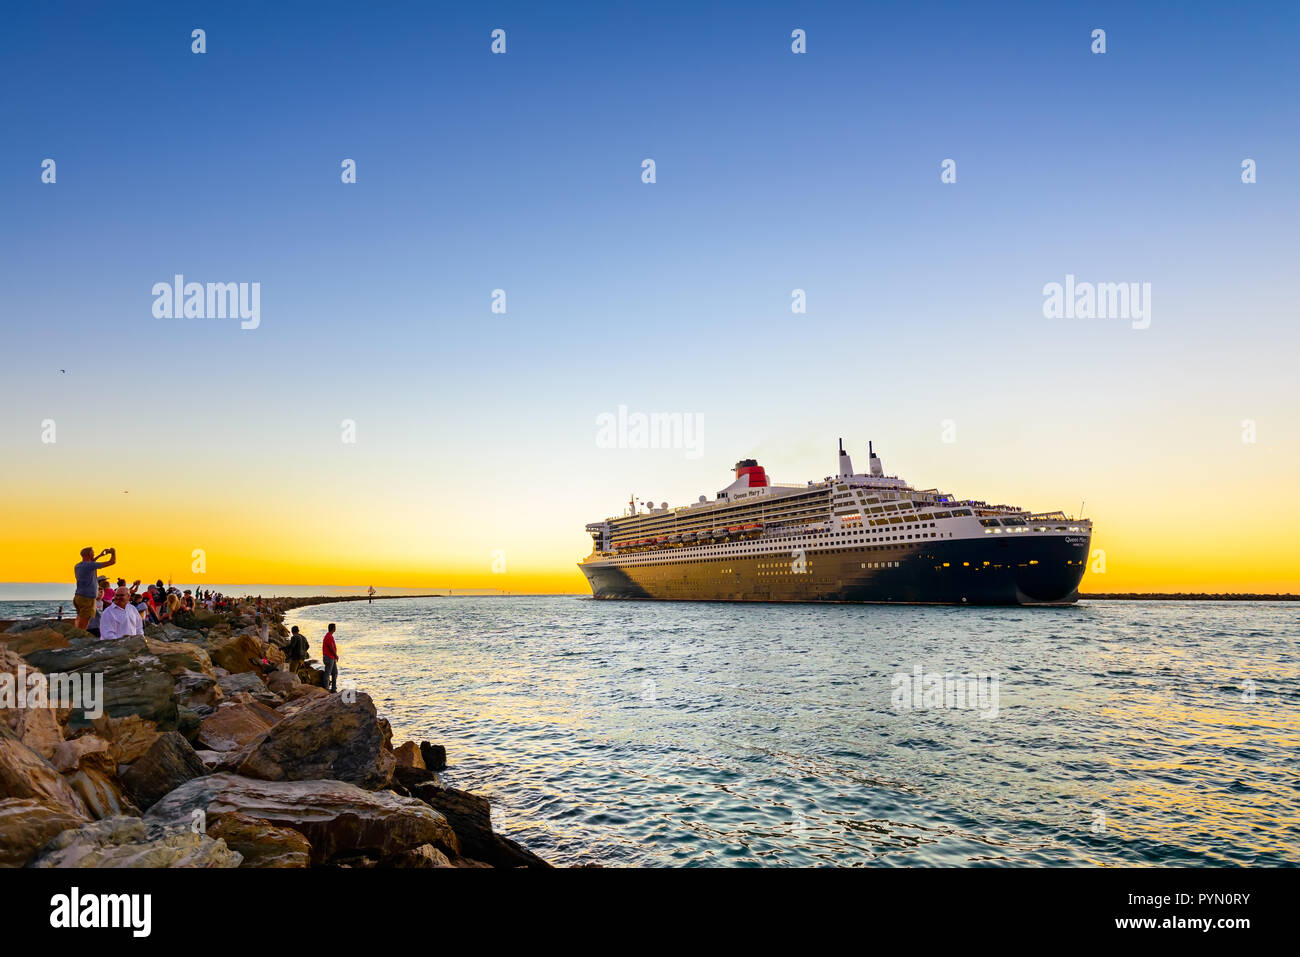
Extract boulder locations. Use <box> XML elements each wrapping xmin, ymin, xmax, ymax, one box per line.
<box><xmin>66</xmin><ymin>767</ymin><xmax>140</xmax><ymax>820</ymax></box>
<box><xmin>225</xmin><ymin>692</ymin><xmax>395</xmax><ymax>790</ymax></box>
<box><xmin>176</xmin><ymin>706</ymin><xmax>203</xmax><ymax>744</ymax></box>
<box><xmin>266</xmin><ymin>670</ymin><xmax>299</xmax><ymax>697</ymax></box>
<box><xmin>24</xmin><ymin>636</ymin><xmax>178</xmax><ymax>730</ymax></box>
<box><xmin>197</xmin><ymin>702</ymin><xmax>277</xmax><ymax>752</ymax></box>
<box><xmin>0</xmin><ymin>724</ymin><xmax>89</xmax><ymax>819</ymax></box>
<box><xmin>144</xmin><ymin>639</ymin><xmax>214</xmax><ymax>677</ymax></box>
<box><xmin>193</xmin><ymin>750</ymin><xmax>223</xmax><ymax>770</ymax></box>
<box><xmin>51</xmin><ymin>734</ymin><xmax>114</xmax><ymax>774</ymax></box>
<box><xmin>207</xmin><ymin>813</ymin><xmax>311</xmax><ymax>868</ymax></box>
<box><xmin>387</xmin><ymin>842</ymin><xmax>453</xmax><ymax>868</ymax></box>
<box><xmin>0</xmin><ymin>627</ymin><xmax>71</xmax><ymax>657</ymax></box>
<box><xmin>121</xmin><ymin>732</ymin><xmax>207</xmax><ymax>811</ymax></box>
<box><xmin>393</xmin><ymin>764</ymin><xmax>439</xmax><ymax>790</ymax></box>
<box><xmin>174</xmin><ymin>670</ymin><xmax>222</xmax><ymax>712</ymax></box>
<box><xmin>145</xmin><ymin>773</ymin><xmax>459</xmax><ymax>864</ymax></box>
<box><xmin>1</xmin><ymin>648</ymin><xmax>68</xmax><ymax>758</ymax></box>
<box><xmin>0</xmin><ymin>798</ymin><xmax>87</xmax><ymax>867</ymax></box>
<box><xmin>412</xmin><ymin>784</ymin><xmax>550</xmax><ymax>869</ymax></box>
<box><xmin>201</xmin><ymin>633</ymin><xmax>264</xmax><ymax>674</ymax></box>
<box><xmin>393</xmin><ymin>741</ymin><xmax>425</xmax><ymax>769</ymax></box>
<box><xmin>218</xmin><ymin>672</ymin><xmax>268</xmax><ymax>697</ymax></box>
<box><xmin>154</xmin><ymin>623</ymin><xmax>205</xmax><ymax>644</ymax></box>
<box><xmin>420</xmin><ymin>741</ymin><xmax>448</xmax><ymax>772</ymax></box>
<box><xmin>31</xmin><ymin>815</ymin><xmax>242</xmax><ymax>868</ymax></box>
<box><xmin>90</xmin><ymin>714</ymin><xmax>160</xmax><ymax>764</ymax></box>
<box><xmin>283</xmin><ymin>684</ymin><xmax>329</xmax><ymax>703</ymax></box>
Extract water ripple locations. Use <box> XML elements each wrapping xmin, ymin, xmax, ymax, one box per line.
<box><xmin>284</xmin><ymin>597</ymin><xmax>1300</xmax><ymax>867</ymax></box>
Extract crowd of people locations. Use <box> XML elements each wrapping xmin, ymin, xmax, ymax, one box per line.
<box><xmin>69</xmin><ymin>545</ymin><xmax>342</xmax><ymax>689</ymax></box>
<box><xmin>71</xmin><ymin>545</ymin><xmax>257</xmax><ymax>639</ymax></box>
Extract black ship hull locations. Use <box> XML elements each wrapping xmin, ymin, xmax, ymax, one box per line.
<box><xmin>580</xmin><ymin>534</ymin><xmax>1090</xmax><ymax>605</ymax></box>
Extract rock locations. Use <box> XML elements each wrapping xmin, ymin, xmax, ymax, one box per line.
<box><xmin>226</xmin><ymin>692</ymin><xmax>395</xmax><ymax>790</ymax></box>
<box><xmin>24</xmin><ymin>636</ymin><xmax>178</xmax><ymax>730</ymax></box>
<box><xmin>284</xmin><ymin>683</ymin><xmax>328</xmax><ymax>703</ymax></box>
<box><xmin>89</xmin><ymin>714</ymin><xmax>160</xmax><ymax>764</ymax></box>
<box><xmin>419</xmin><ymin>742</ymin><xmax>447</xmax><ymax>772</ymax></box>
<box><xmin>393</xmin><ymin>741</ymin><xmax>425</xmax><ymax>769</ymax></box>
<box><xmin>412</xmin><ymin>784</ymin><xmax>550</xmax><ymax>869</ymax></box>
<box><xmin>265</xmin><ymin>670</ymin><xmax>299</xmax><ymax>697</ymax></box>
<box><xmin>1</xmin><ymin>649</ymin><xmax>69</xmax><ymax>758</ymax></box>
<box><xmin>154</xmin><ymin>623</ymin><xmax>205</xmax><ymax>644</ymax></box>
<box><xmin>176</xmin><ymin>707</ymin><xmax>202</xmax><ymax>744</ymax></box>
<box><xmin>193</xmin><ymin>750</ymin><xmax>223</xmax><ymax>770</ymax></box>
<box><xmin>31</xmin><ymin>815</ymin><xmax>242</xmax><ymax>868</ymax></box>
<box><xmin>201</xmin><ymin>633</ymin><xmax>264</xmax><ymax>675</ymax></box>
<box><xmin>145</xmin><ymin>773</ymin><xmax>459</xmax><ymax>863</ymax></box>
<box><xmin>207</xmin><ymin>813</ymin><xmax>311</xmax><ymax>868</ymax></box>
<box><xmin>51</xmin><ymin>734</ymin><xmax>114</xmax><ymax>774</ymax></box>
<box><xmin>0</xmin><ymin>627</ymin><xmax>71</xmax><ymax>657</ymax></box>
<box><xmin>174</xmin><ymin>670</ymin><xmax>222</xmax><ymax>712</ymax></box>
<box><xmin>387</xmin><ymin>842</ymin><xmax>453</xmax><ymax>868</ymax></box>
<box><xmin>393</xmin><ymin>764</ymin><xmax>439</xmax><ymax>790</ymax></box>
<box><xmin>0</xmin><ymin>798</ymin><xmax>87</xmax><ymax>867</ymax></box>
<box><xmin>121</xmin><ymin>732</ymin><xmax>207</xmax><ymax>811</ymax></box>
<box><xmin>218</xmin><ymin>672</ymin><xmax>268</xmax><ymax>697</ymax></box>
<box><xmin>0</xmin><ymin>724</ymin><xmax>90</xmax><ymax>819</ymax></box>
<box><xmin>145</xmin><ymin>639</ymin><xmax>214</xmax><ymax>677</ymax></box>
<box><xmin>197</xmin><ymin>702</ymin><xmax>277</xmax><ymax>752</ymax></box>
<box><xmin>66</xmin><ymin>767</ymin><xmax>140</xmax><ymax>820</ymax></box>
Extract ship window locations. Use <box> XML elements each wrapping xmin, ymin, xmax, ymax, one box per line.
<box><xmin>979</xmin><ymin>519</ymin><xmax>1000</xmax><ymax>528</ymax></box>
<box><xmin>1002</xmin><ymin>518</ymin><xmax>1027</xmax><ymax>526</ymax></box>
<box><xmin>933</xmin><ymin>511</ymin><xmax>951</xmax><ymax>519</ymax></box>
<box><xmin>952</xmin><ymin>509</ymin><xmax>972</xmax><ymax>517</ymax></box>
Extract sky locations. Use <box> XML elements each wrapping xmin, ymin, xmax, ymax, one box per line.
<box><xmin>1</xmin><ymin>1</ymin><xmax>1297</xmax><ymax>594</ymax></box>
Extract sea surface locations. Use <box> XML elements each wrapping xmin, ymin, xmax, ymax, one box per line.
<box><xmin>275</xmin><ymin>597</ymin><xmax>1299</xmax><ymax>867</ymax></box>
<box><xmin>3</xmin><ymin>593</ymin><xmax>1295</xmax><ymax>867</ymax></box>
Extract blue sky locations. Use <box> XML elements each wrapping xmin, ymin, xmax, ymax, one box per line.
<box><xmin>1</xmin><ymin>1</ymin><xmax>1297</xmax><ymax>588</ymax></box>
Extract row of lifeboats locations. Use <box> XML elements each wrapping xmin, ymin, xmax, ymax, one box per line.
<box><xmin>615</xmin><ymin>523</ymin><xmax>765</xmax><ymax>551</ymax></box>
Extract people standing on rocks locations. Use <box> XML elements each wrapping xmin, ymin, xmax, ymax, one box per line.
<box><xmin>286</xmin><ymin>625</ymin><xmax>308</xmax><ymax>674</ymax></box>
<box><xmin>73</xmin><ymin>546</ymin><xmax>116</xmax><ymax>629</ymax></box>
<box><xmin>322</xmin><ymin>623</ymin><xmax>339</xmax><ymax>692</ymax></box>
<box><xmin>99</xmin><ymin>587</ymin><xmax>144</xmax><ymax>640</ymax></box>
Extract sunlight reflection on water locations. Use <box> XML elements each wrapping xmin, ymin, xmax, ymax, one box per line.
<box><xmin>284</xmin><ymin>597</ymin><xmax>1299</xmax><ymax>867</ymax></box>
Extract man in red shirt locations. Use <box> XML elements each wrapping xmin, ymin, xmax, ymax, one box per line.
<box><xmin>321</xmin><ymin>623</ymin><xmax>339</xmax><ymax>692</ymax></box>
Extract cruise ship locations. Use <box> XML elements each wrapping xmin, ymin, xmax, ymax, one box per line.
<box><xmin>580</xmin><ymin>441</ymin><xmax>1092</xmax><ymax>605</ymax></box>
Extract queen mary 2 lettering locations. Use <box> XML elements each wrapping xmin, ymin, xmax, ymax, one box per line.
<box><xmin>580</xmin><ymin>440</ymin><xmax>1092</xmax><ymax>605</ymax></box>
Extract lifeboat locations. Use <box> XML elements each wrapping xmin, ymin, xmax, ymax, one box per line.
<box><xmin>712</xmin><ymin>528</ymin><xmax>727</xmax><ymax>539</ymax></box>
<box><xmin>668</xmin><ymin>534</ymin><xmax>682</xmax><ymax>544</ymax></box>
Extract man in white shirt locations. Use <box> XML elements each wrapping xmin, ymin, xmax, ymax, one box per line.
<box><xmin>99</xmin><ymin>587</ymin><xmax>144</xmax><ymax>640</ymax></box>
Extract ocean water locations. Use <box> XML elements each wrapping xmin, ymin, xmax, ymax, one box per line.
<box><xmin>275</xmin><ymin>597</ymin><xmax>1300</xmax><ymax>867</ymax></box>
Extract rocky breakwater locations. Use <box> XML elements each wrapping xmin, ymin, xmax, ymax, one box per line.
<box><xmin>0</xmin><ymin>601</ymin><xmax>551</xmax><ymax>868</ymax></box>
